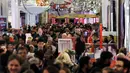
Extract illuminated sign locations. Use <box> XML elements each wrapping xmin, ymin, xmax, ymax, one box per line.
<box><xmin>0</xmin><ymin>16</ymin><xmax>7</xmax><ymax>31</ymax></box>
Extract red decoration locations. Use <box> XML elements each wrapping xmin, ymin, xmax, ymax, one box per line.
<box><xmin>9</xmin><ymin>37</ymin><xmax>14</xmax><ymax>42</ymax></box>
<box><xmin>72</xmin><ymin>37</ymin><xmax>76</xmax><ymax>50</ymax></box>
<box><xmin>99</xmin><ymin>24</ymin><xmax>103</xmax><ymax>49</ymax></box>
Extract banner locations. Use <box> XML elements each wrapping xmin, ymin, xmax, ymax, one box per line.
<box><xmin>58</xmin><ymin>39</ymin><xmax>73</xmax><ymax>53</ymax></box>
<box><xmin>0</xmin><ymin>16</ymin><xmax>7</xmax><ymax>31</ymax></box>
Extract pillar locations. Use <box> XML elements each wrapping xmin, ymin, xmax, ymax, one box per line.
<box><xmin>11</xmin><ymin>0</ymin><xmax>20</xmax><ymax>29</ymax></box>
<box><xmin>110</xmin><ymin>0</ymin><xmax>114</xmax><ymax>31</ymax></box>
<box><xmin>102</xmin><ymin>0</ymin><xmax>109</xmax><ymax>29</ymax></box>
<box><xmin>118</xmin><ymin>0</ymin><xmax>125</xmax><ymax>49</ymax></box>
<box><xmin>0</xmin><ymin>0</ymin><xmax>8</xmax><ymax>16</ymax></box>
<box><xmin>26</xmin><ymin>13</ymin><xmax>36</xmax><ymax>26</ymax></box>
<box><xmin>29</xmin><ymin>14</ymin><xmax>36</xmax><ymax>26</ymax></box>
<box><xmin>0</xmin><ymin>0</ymin><xmax>1</xmax><ymax>15</ymax></box>
<box><xmin>116</xmin><ymin>0</ymin><xmax>119</xmax><ymax>49</ymax></box>
<box><xmin>124</xmin><ymin>0</ymin><xmax>130</xmax><ymax>51</ymax></box>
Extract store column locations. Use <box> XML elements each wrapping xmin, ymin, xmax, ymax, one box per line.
<box><xmin>25</xmin><ymin>13</ymin><xmax>36</xmax><ymax>26</ymax></box>
<box><xmin>102</xmin><ymin>0</ymin><xmax>109</xmax><ymax>28</ymax></box>
<box><xmin>11</xmin><ymin>0</ymin><xmax>20</xmax><ymax>29</ymax></box>
<box><xmin>29</xmin><ymin>14</ymin><xmax>36</xmax><ymax>26</ymax></box>
<box><xmin>0</xmin><ymin>0</ymin><xmax>1</xmax><ymax>15</ymax></box>
<box><xmin>0</xmin><ymin>0</ymin><xmax>8</xmax><ymax>16</ymax></box>
<box><xmin>124</xmin><ymin>0</ymin><xmax>130</xmax><ymax>51</ymax></box>
<box><xmin>2</xmin><ymin>0</ymin><xmax>8</xmax><ymax>16</ymax></box>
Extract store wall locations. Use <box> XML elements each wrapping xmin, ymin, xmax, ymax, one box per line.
<box><xmin>102</xmin><ymin>0</ymin><xmax>109</xmax><ymax>28</ymax></box>
<box><xmin>0</xmin><ymin>1</ymin><xmax>1</xmax><ymax>15</ymax></box>
<box><xmin>11</xmin><ymin>0</ymin><xmax>20</xmax><ymax>29</ymax></box>
<box><xmin>25</xmin><ymin>13</ymin><xmax>36</xmax><ymax>26</ymax></box>
<box><xmin>124</xmin><ymin>0</ymin><xmax>130</xmax><ymax>51</ymax></box>
<box><xmin>0</xmin><ymin>0</ymin><xmax>8</xmax><ymax>16</ymax></box>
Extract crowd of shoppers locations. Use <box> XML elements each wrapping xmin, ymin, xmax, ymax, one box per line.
<box><xmin>0</xmin><ymin>23</ymin><xmax>129</xmax><ymax>73</ymax></box>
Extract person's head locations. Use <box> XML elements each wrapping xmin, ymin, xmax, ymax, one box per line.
<box><xmin>43</xmin><ymin>66</ymin><xmax>59</xmax><ymax>73</ymax></box>
<box><xmin>100</xmin><ymin>51</ymin><xmax>113</xmax><ymax>66</ymax></box>
<box><xmin>79</xmin><ymin>56</ymin><xmax>92</xmax><ymax>70</ymax></box>
<box><xmin>44</xmin><ymin>45</ymin><xmax>53</xmax><ymax>60</ymax></box>
<box><xmin>92</xmin><ymin>32</ymin><xmax>99</xmax><ymax>40</ymax></box>
<box><xmin>37</xmin><ymin>38</ymin><xmax>45</xmax><ymax>49</ymax></box>
<box><xmin>119</xmin><ymin>47</ymin><xmax>127</xmax><ymax>55</ymax></box>
<box><xmin>38</xmin><ymin>28</ymin><xmax>43</xmax><ymax>36</ymax></box>
<box><xmin>27</xmin><ymin>39</ymin><xmax>32</xmax><ymax>45</ymax></box>
<box><xmin>0</xmin><ymin>40</ymin><xmax>6</xmax><ymax>55</ymax></box>
<box><xmin>47</xmin><ymin>37</ymin><xmax>53</xmax><ymax>45</ymax></box>
<box><xmin>65</xmin><ymin>28</ymin><xmax>70</xmax><ymax>33</ymax></box>
<box><xmin>29</xmin><ymin>45</ymin><xmax>35</xmax><ymax>53</ymax></box>
<box><xmin>28</xmin><ymin>57</ymin><xmax>40</xmax><ymax>66</ymax></box>
<box><xmin>55</xmin><ymin>52</ymin><xmax>73</xmax><ymax>67</ymax></box>
<box><xmin>49</xmin><ymin>30</ymin><xmax>53</xmax><ymax>35</ymax></box>
<box><xmin>59</xmin><ymin>67</ymin><xmax>71</xmax><ymax>73</ymax></box>
<box><xmin>17</xmin><ymin>46</ymin><xmax>28</xmax><ymax>60</ymax></box>
<box><xmin>104</xmin><ymin>36</ymin><xmax>109</xmax><ymax>43</ymax></box>
<box><xmin>7</xmin><ymin>43</ymin><xmax>14</xmax><ymax>52</ymax></box>
<box><xmin>19</xmin><ymin>29</ymin><xmax>23</xmax><ymax>34</ymax></box>
<box><xmin>18</xmin><ymin>38</ymin><xmax>25</xmax><ymax>45</ymax></box>
<box><xmin>31</xmin><ymin>30</ymin><xmax>36</xmax><ymax>34</ymax></box>
<box><xmin>32</xmin><ymin>39</ymin><xmax>37</xmax><ymax>46</ymax></box>
<box><xmin>117</xmin><ymin>53</ymin><xmax>125</xmax><ymax>58</ymax></box>
<box><xmin>8</xmin><ymin>55</ymin><xmax>23</xmax><ymax>73</ymax></box>
<box><xmin>102</xmin><ymin>67</ymin><xmax>114</xmax><ymax>73</ymax></box>
<box><xmin>108</xmin><ymin>35</ymin><xmax>114</xmax><ymax>41</ymax></box>
<box><xmin>23</xmin><ymin>69</ymin><xmax>34</xmax><ymax>73</ymax></box>
<box><xmin>114</xmin><ymin>57</ymin><xmax>130</xmax><ymax>73</ymax></box>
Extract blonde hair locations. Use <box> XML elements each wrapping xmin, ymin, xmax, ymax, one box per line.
<box><xmin>54</xmin><ymin>52</ymin><xmax>73</xmax><ymax>66</ymax></box>
<box><xmin>117</xmin><ymin>53</ymin><xmax>125</xmax><ymax>58</ymax></box>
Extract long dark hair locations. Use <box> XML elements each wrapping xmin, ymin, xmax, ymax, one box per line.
<box><xmin>43</xmin><ymin>66</ymin><xmax>59</xmax><ymax>73</ymax></box>
<box><xmin>8</xmin><ymin>54</ymin><xmax>23</xmax><ymax>65</ymax></box>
